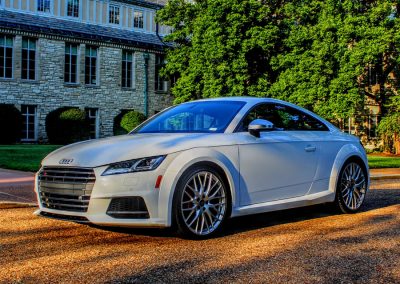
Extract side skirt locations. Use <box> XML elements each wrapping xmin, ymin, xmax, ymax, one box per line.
<box><xmin>231</xmin><ymin>191</ymin><xmax>335</xmax><ymax>218</ymax></box>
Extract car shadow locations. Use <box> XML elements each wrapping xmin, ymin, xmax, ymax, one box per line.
<box><xmin>93</xmin><ymin>187</ymin><xmax>400</xmax><ymax>238</ymax></box>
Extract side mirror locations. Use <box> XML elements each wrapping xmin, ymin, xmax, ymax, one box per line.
<box><xmin>248</xmin><ymin>119</ymin><xmax>274</xmax><ymax>138</ymax></box>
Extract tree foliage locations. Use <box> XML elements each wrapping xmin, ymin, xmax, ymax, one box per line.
<box><xmin>113</xmin><ymin>110</ymin><xmax>146</xmax><ymax>135</ymax></box>
<box><xmin>157</xmin><ymin>0</ymin><xmax>399</xmax><ymax>127</ymax></box>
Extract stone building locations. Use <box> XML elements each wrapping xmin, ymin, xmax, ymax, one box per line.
<box><xmin>0</xmin><ymin>0</ymin><xmax>173</xmax><ymax>142</ymax></box>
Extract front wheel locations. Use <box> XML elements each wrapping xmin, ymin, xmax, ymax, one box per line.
<box><xmin>173</xmin><ymin>166</ymin><xmax>229</xmax><ymax>238</ymax></box>
<box><xmin>335</xmin><ymin>160</ymin><xmax>368</xmax><ymax>213</ymax></box>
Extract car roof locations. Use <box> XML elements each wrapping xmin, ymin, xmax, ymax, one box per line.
<box><xmin>194</xmin><ymin>96</ymin><xmax>281</xmax><ymax>104</ymax></box>
<box><xmin>187</xmin><ymin>96</ymin><xmax>339</xmax><ymax>133</ymax></box>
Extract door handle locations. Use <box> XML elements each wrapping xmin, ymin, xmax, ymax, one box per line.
<box><xmin>305</xmin><ymin>145</ymin><xmax>316</xmax><ymax>152</ymax></box>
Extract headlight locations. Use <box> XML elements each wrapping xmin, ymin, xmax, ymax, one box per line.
<box><xmin>102</xmin><ymin>156</ymin><xmax>166</xmax><ymax>176</ymax></box>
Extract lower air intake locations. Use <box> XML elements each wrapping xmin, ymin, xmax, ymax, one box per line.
<box><xmin>107</xmin><ymin>197</ymin><xmax>150</xmax><ymax>219</ymax></box>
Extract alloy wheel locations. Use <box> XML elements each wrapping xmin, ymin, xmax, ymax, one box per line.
<box><xmin>180</xmin><ymin>171</ymin><xmax>226</xmax><ymax>236</ymax></box>
<box><xmin>339</xmin><ymin>162</ymin><xmax>367</xmax><ymax>210</ymax></box>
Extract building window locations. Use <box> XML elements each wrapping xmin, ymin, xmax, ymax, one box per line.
<box><xmin>38</xmin><ymin>0</ymin><xmax>51</xmax><ymax>13</ymax></box>
<box><xmin>21</xmin><ymin>105</ymin><xmax>37</xmax><ymax>141</ymax></box>
<box><xmin>155</xmin><ymin>55</ymin><xmax>167</xmax><ymax>92</ymax></box>
<box><xmin>21</xmin><ymin>37</ymin><xmax>36</xmax><ymax>80</ymax></box>
<box><xmin>86</xmin><ymin>108</ymin><xmax>99</xmax><ymax>139</ymax></box>
<box><xmin>0</xmin><ymin>35</ymin><xmax>13</xmax><ymax>79</ymax></box>
<box><xmin>367</xmin><ymin>64</ymin><xmax>379</xmax><ymax>85</ymax></box>
<box><xmin>122</xmin><ymin>51</ymin><xmax>134</xmax><ymax>88</ymax></box>
<box><xmin>64</xmin><ymin>43</ymin><xmax>78</xmax><ymax>84</ymax></box>
<box><xmin>67</xmin><ymin>0</ymin><xmax>79</xmax><ymax>17</ymax></box>
<box><xmin>133</xmin><ymin>10</ymin><xmax>144</xmax><ymax>29</ymax></box>
<box><xmin>85</xmin><ymin>46</ymin><xmax>98</xmax><ymax>85</ymax></box>
<box><xmin>109</xmin><ymin>5</ymin><xmax>120</xmax><ymax>24</ymax></box>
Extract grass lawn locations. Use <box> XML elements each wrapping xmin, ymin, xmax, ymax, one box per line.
<box><xmin>367</xmin><ymin>154</ymin><xmax>400</xmax><ymax>169</ymax></box>
<box><xmin>0</xmin><ymin>144</ymin><xmax>399</xmax><ymax>172</ymax></box>
<box><xmin>0</xmin><ymin>145</ymin><xmax>62</xmax><ymax>172</ymax></box>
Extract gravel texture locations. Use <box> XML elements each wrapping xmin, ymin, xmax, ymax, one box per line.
<box><xmin>0</xmin><ymin>184</ymin><xmax>399</xmax><ymax>284</ymax></box>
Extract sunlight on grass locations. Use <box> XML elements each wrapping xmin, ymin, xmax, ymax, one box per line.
<box><xmin>0</xmin><ymin>145</ymin><xmax>62</xmax><ymax>172</ymax></box>
<box><xmin>367</xmin><ymin>155</ymin><xmax>400</xmax><ymax>169</ymax></box>
<box><xmin>0</xmin><ymin>145</ymin><xmax>399</xmax><ymax>172</ymax></box>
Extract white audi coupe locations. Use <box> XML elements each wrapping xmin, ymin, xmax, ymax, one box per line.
<box><xmin>35</xmin><ymin>97</ymin><xmax>369</xmax><ymax>238</ymax></box>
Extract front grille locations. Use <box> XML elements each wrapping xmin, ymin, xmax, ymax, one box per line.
<box><xmin>107</xmin><ymin>197</ymin><xmax>150</xmax><ymax>219</ymax></box>
<box><xmin>38</xmin><ymin>167</ymin><xmax>95</xmax><ymax>212</ymax></box>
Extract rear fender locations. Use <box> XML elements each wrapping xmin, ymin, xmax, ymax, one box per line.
<box><xmin>328</xmin><ymin>143</ymin><xmax>369</xmax><ymax>198</ymax></box>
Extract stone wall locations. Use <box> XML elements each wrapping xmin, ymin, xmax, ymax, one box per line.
<box><xmin>0</xmin><ymin>35</ymin><xmax>173</xmax><ymax>141</ymax></box>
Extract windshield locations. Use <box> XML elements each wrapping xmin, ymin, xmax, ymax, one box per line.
<box><xmin>135</xmin><ymin>101</ymin><xmax>246</xmax><ymax>133</ymax></box>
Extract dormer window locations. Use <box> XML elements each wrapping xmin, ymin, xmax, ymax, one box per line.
<box><xmin>38</xmin><ymin>0</ymin><xmax>51</xmax><ymax>13</ymax></box>
<box><xmin>133</xmin><ymin>10</ymin><xmax>144</xmax><ymax>29</ymax></box>
<box><xmin>109</xmin><ymin>5</ymin><xmax>120</xmax><ymax>25</ymax></box>
<box><xmin>67</xmin><ymin>0</ymin><xmax>79</xmax><ymax>18</ymax></box>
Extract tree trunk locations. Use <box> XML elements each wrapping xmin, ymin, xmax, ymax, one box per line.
<box><xmin>394</xmin><ymin>133</ymin><xmax>400</xmax><ymax>155</ymax></box>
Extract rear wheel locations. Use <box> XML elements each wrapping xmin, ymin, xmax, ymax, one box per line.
<box><xmin>174</xmin><ymin>166</ymin><xmax>229</xmax><ymax>238</ymax></box>
<box><xmin>335</xmin><ymin>160</ymin><xmax>367</xmax><ymax>213</ymax></box>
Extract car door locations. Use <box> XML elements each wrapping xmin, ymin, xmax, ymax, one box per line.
<box><xmin>237</xmin><ymin>103</ymin><xmax>329</xmax><ymax>206</ymax></box>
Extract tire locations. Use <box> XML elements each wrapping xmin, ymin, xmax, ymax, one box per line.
<box><xmin>335</xmin><ymin>159</ymin><xmax>368</xmax><ymax>213</ymax></box>
<box><xmin>173</xmin><ymin>165</ymin><xmax>230</xmax><ymax>239</ymax></box>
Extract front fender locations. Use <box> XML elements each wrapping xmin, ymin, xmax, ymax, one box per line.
<box><xmin>328</xmin><ymin>143</ymin><xmax>369</xmax><ymax>196</ymax></box>
<box><xmin>158</xmin><ymin>146</ymin><xmax>239</xmax><ymax>227</ymax></box>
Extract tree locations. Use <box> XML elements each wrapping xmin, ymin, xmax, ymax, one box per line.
<box><xmin>157</xmin><ymin>0</ymin><xmax>284</xmax><ymax>103</ymax></box>
<box><xmin>158</xmin><ymin>0</ymin><xmax>400</xmax><ymax>151</ymax></box>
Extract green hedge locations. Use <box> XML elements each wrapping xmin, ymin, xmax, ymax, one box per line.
<box><xmin>46</xmin><ymin>107</ymin><xmax>90</xmax><ymax>144</ymax></box>
<box><xmin>114</xmin><ymin>110</ymin><xmax>146</xmax><ymax>135</ymax></box>
<box><xmin>0</xmin><ymin>104</ymin><xmax>22</xmax><ymax>144</ymax></box>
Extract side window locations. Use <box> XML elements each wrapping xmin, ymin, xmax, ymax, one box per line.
<box><xmin>238</xmin><ymin>103</ymin><xmax>328</xmax><ymax>132</ymax></box>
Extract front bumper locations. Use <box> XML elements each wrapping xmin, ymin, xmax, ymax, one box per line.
<box><xmin>34</xmin><ymin>165</ymin><xmax>170</xmax><ymax>228</ymax></box>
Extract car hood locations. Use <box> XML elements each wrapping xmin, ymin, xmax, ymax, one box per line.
<box><xmin>42</xmin><ymin>133</ymin><xmax>236</xmax><ymax>168</ymax></box>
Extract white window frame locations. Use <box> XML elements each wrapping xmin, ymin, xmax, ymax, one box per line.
<box><xmin>84</xmin><ymin>45</ymin><xmax>99</xmax><ymax>86</ymax></box>
<box><xmin>108</xmin><ymin>4</ymin><xmax>121</xmax><ymax>25</ymax></box>
<box><xmin>21</xmin><ymin>37</ymin><xmax>37</xmax><ymax>81</ymax></box>
<box><xmin>155</xmin><ymin>54</ymin><xmax>167</xmax><ymax>92</ymax></box>
<box><xmin>21</xmin><ymin>105</ymin><xmax>38</xmax><ymax>142</ymax></box>
<box><xmin>36</xmin><ymin>0</ymin><xmax>52</xmax><ymax>14</ymax></box>
<box><xmin>121</xmin><ymin>50</ymin><xmax>135</xmax><ymax>89</ymax></box>
<box><xmin>133</xmin><ymin>9</ymin><xmax>144</xmax><ymax>30</ymax></box>
<box><xmin>0</xmin><ymin>34</ymin><xmax>13</xmax><ymax>79</ymax></box>
<box><xmin>66</xmin><ymin>0</ymin><xmax>79</xmax><ymax>18</ymax></box>
<box><xmin>64</xmin><ymin>42</ymin><xmax>79</xmax><ymax>84</ymax></box>
<box><xmin>86</xmin><ymin>108</ymin><xmax>100</xmax><ymax>139</ymax></box>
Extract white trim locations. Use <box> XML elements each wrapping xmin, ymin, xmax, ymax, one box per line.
<box><xmin>99</xmin><ymin>0</ymin><xmax>103</xmax><ymax>24</ymax></box>
<box><xmin>2</xmin><ymin>1</ymin><xmax>163</xmax><ymax>35</ymax></box>
<box><xmin>86</xmin><ymin>0</ymin><xmax>89</xmax><ymax>21</ymax></box>
<box><xmin>93</xmin><ymin>0</ymin><xmax>97</xmax><ymax>22</ymax></box>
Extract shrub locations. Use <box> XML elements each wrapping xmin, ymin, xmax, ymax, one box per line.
<box><xmin>377</xmin><ymin>113</ymin><xmax>400</xmax><ymax>154</ymax></box>
<box><xmin>46</xmin><ymin>107</ymin><xmax>90</xmax><ymax>144</ymax></box>
<box><xmin>114</xmin><ymin>110</ymin><xmax>146</xmax><ymax>135</ymax></box>
<box><xmin>0</xmin><ymin>104</ymin><xmax>22</xmax><ymax>144</ymax></box>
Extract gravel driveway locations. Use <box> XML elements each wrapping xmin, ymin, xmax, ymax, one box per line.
<box><xmin>1</xmin><ymin>181</ymin><xmax>399</xmax><ymax>284</ymax></box>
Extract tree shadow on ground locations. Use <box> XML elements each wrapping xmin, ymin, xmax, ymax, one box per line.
<box><xmin>96</xmin><ymin>187</ymin><xmax>400</xmax><ymax>239</ymax></box>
